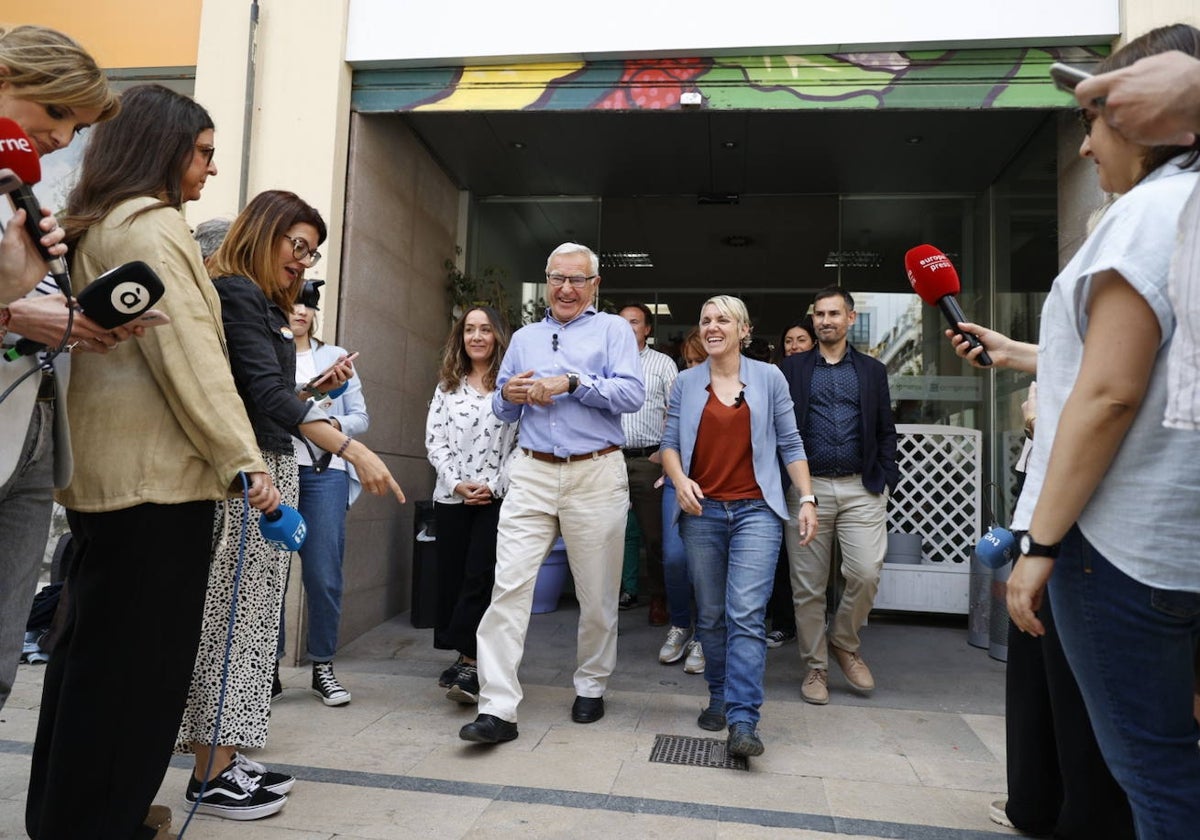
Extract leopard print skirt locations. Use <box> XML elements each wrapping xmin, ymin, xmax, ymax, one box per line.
<box><xmin>176</xmin><ymin>450</ymin><xmax>299</xmax><ymax>752</ymax></box>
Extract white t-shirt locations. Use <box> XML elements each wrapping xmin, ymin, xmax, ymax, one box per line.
<box><xmin>1013</xmin><ymin>157</ymin><xmax>1200</xmax><ymax>592</ymax></box>
<box><xmin>292</xmin><ymin>347</ymin><xmax>347</xmax><ymax>472</ymax></box>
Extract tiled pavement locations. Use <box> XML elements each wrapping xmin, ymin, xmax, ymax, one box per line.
<box><xmin>0</xmin><ymin>601</ymin><xmax>1018</xmax><ymax>839</ymax></box>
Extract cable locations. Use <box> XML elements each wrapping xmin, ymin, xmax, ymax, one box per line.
<box><xmin>0</xmin><ymin>299</ymin><xmax>74</xmax><ymax>405</ymax></box>
<box><xmin>177</xmin><ymin>471</ymin><xmax>251</xmax><ymax>839</ymax></box>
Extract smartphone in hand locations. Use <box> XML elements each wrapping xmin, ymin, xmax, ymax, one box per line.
<box><xmin>133</xmin><ymin>309</ymin><xmax>171</xmax><ymax>327</ymax></box>
<box><xmin>1050</xmin><ymin>62</ymin><xmax>1092</xmax><ymax>93</ymax></box>
<box><xmin>303</xmin><ymin>351</ymin><xmax>359</xmax><ymax>395</ymax></box>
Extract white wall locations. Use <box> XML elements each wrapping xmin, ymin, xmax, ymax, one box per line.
<box><xmin>347</xmin><ymin>0</ymin><xmax>1120</xmax><ymax>66</ymax></box>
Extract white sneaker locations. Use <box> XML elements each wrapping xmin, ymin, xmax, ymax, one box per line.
<box><xmin>989</xmin><ymin>800</ymin><xmax>1014</xmax><ymax>828</ymax></box>
<box><xmin>683</xmin><ymin>640</ymin><xmax>705</xmax><ymax>674</ymax></box>
<box><xmin>658</xmin><ymin>626</ymin><xmax>691</xmax><ymax>664</ymax></box>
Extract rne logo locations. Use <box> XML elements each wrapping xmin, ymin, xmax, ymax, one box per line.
<box><xmin>0</xmin><ymin>137</ymin><xmax>33</xmax><ymax>154</ymax></box>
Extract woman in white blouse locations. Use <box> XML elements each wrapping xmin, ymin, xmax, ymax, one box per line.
<box><xmin>425</xmin><ymin>306</ymin><xmax>519</xmax><ymax>704</ymax></box>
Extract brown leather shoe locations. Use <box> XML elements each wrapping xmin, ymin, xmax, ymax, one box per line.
<box><xmin>648</xmin><ymin>596</ymin><xmax>668</xmax><ymax>627</ymax></box>
<box><xmin>800</xmin><ymin>668</ymin><xmax>829</xmax><ymax>705</ymax></box>
<box><xmin>831</xmin><ymin>645</ymin><xmax>875</xmax><ymax>692</ymax></box>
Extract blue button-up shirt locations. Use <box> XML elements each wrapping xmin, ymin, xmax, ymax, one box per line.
<box><xmin>493</xmin><ymin>306</ymin><xmax>645</xmax><ymax>457</ymax></box>
<box><xmin>803</xmin><ymin>352</ymin><xmax>863</xmax><ymax>477</ymax></box>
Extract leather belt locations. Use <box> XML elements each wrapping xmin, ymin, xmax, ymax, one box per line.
<box><xmin>622</xmin><ymin>445</ymin><xmax>659</xmax><ymax>458</ymax></box>
<box><xmin>523</xmin><ymin>444</ymin><xmax>620</xmax><ymax>464</ymax></box>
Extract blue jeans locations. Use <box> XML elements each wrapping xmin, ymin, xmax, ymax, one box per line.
<box><xmin>661</xmin><ymin>480</ymin><xmax>694</xmax><ymax>629</ymax></box>
<box><xmin>279</xmin><ymin>466</ymin><xmax>350</xmax><ymax>662</ymax></box>
<box><xmin>1049</xmin><ymin>526</ymin><xmax>1200</xmax><ymax>840</ymax></box>
<box><xmin>681</xmin><ymin>498</ymin><xmax>780</xmax><ymax>728</ymax></box>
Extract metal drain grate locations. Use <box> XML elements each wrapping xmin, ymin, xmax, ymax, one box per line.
<box><xmin>649</xmin><ymin>734</ymin><xmax>749</xmax><ymax>771</ymax></box>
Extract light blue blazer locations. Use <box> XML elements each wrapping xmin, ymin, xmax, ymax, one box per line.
<box><xmin>661</xmin><ymin>355</ymin><xmax>806</xmax><ymax>522</ymax></box>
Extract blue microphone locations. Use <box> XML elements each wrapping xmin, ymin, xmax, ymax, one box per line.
<box><xmin>260</xmin><ymin>504</ymin><xmax>307</xmax><ymax>550</ymax></box>
<box><xmin>975</xmin><ymin>526</ymin><xmax>1016</xmax><ymax>569</ymax></box>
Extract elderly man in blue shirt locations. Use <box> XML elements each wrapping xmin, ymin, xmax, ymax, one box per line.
<box><xmin>459</xmin><ymin>242</ymin><xmax>645</xmax><ymax>744</ymax></box>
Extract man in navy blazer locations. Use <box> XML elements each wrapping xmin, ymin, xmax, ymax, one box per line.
<box><xmin>780</xmin><ymin>286</ymin><xmax>898</xmax><ymax>705</ymax></box>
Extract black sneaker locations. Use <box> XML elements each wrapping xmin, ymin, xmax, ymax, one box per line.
<box><xmin>311</xmin><ymin>661</ymin><xmax>351</xmax><ymax>706</ymax></box>
<box><xmin>446</xmin><ymin>663</ymin><xmax>479</xmax><ymax>704</ymax></box>
<box><xmin>438</xmin><ymin>654</ymin><xmax>466</xmax><ymax>687</ymax></box>
<box><xmin>184</xmin><ymin>762</ymin><xmax>287</xmax><ymax>820</ymax></box>
<box><xmin>618</xmin><ymin>591</ymin><xmax>639</xmax><ymax>610</ymax></box>
<box><xmin>233</xmin><ymin>751</ymin><xmax>295</xmax><ymax>795</ymax></box>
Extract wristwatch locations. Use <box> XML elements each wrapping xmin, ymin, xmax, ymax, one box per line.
<box><xmin>1019</xmin><ymin>531</ymin><xmax>1060</xmax><ymax>558</ymax></box>
<box><xmin>797</xmin><ymin>494</ymin><xmax>818</xmax><ymax>507</ymax></box>
<box><xmin>566</xmin><ymin>372</ymin><xmax>580</xmax><ymax>394</ymax></box>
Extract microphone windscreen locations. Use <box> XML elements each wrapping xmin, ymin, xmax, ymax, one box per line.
<box><xmin>76</xmin><ymin>261</ymin><xmax>165</xmax><ymax>329</ymax></box>
<box><xmin>905</xmin><ymin>244</ymin><xmax>961</xmax><ymax>305</ymax></box>
<box><xmin>0</xmin><ymin>118</ymin><xmax>42</xmax><ymax>186</ymax></box>
<box><xmin>260</xmin><ymin>504</ymin><xmax>308</xmax><ymax>551</ymax></box>
<box><xmin>975</xmin><ymin>527</ymin><xmax>1016</xmax><ymax>569</ymax></box>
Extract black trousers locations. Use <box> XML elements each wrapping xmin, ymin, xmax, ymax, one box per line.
<box><xmin>768</xmin><ymin>540</ymin><xmax>796</xmax><ymax>633</ymax></box>
<box><xmin>26</xmin><ymin>501</ymin><xmax>215</xmax><ymax>840</ymax></box>
<box><xmin>1003</xmin><ymin>595</ymin><xmax>1134</xmax><ymax>839</ymax></box>
<box><xmin>432</xmin><ymin>500</ymin><xmax>502</xmax><ymax>657</ymax></box>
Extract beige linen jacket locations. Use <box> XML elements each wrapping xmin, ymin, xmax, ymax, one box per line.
<box><xmin>57</xmin><ymin>197</ymin><xmax>266</xmax><ymax>512</ymax></box>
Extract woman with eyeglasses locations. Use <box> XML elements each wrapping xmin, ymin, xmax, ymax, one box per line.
<box><xmin>174</xmin><ymin>190</ymin><xmax>404</xmax><ymax>822</ymax></box>
<box><xmin>32</xmin><ymin>83</ymin><xmax>276</xmax><ymax>840</ymax></box>
<box><xmin>948</xmin><ymin>25</ymin><xmax>1200</xmax><ymax>839</ymax></box>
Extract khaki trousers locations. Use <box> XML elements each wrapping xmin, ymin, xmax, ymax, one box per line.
<box><xmin>784</xmin><ymin>476</ymin><xmax>887</xmax><ymax>672</ymax></box>
<box><xmin>476</xmin><ymin>449</ymin><xmax>628</xmax><ymax>723</ymax></box>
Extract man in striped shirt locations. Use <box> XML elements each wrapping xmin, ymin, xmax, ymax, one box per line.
<box><xmin>619</xmin><ymin>304</ymin><xmax>678</xmax><ymax>634</ymax></box>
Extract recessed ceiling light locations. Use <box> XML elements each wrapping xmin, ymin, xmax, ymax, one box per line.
<box><xmin>906</xmin><ymin>136</ymin><xmax>923</xmax><ymax>144</ymax></box>
<box><xmin>722</xmin><ymin>235</ymin><xmax>753</xmax><ymax>247</ymax></box>
<box><xmin>511</xmin><ymin>141</ymin><xmax>527</xmax><ymax>150</ymax></box>
<box><xmin>721</xmin><ymin>140</ymin><xmax>738</xmax><ymax>150</ymax></box>
<box><xmin>600</xmin><ymin>252</ymin><xmax>654</xmax><ymax>269</ymax></box>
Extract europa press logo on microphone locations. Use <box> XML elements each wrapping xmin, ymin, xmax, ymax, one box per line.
<box><xmin>109</xmin><ymin>281</ymin><xmax>150</xmax><ymax>315</ymax></box>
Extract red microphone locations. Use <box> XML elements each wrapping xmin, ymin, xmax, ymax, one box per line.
<box><xmin>904</xmin><ymin>244</ymin><xmax>992</xmax><ymax>367</ymax></box>
<box><xmin>0</xmin><ymin>117</ymin><xmax>71</xmax><ymax>297</ymax></box>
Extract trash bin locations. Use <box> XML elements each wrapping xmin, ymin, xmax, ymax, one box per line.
<box><xmin>532</xmin><ymin>538</ymin><xmax>569</xmax><ymax>614</ymax></box>
<box><xmin>968</xmin><ymin>551</ymin><xmax>992</xmax><ymax>649</ymax></box>
<box><xmin>988</xmin><ymin>561</ymin><xmax>1011</xmax><ymax>662</ymax></box>
<box><xmin>411</xmin><ymin>501</ymin><xmax>438</xmax><ymax>628</ymax></box>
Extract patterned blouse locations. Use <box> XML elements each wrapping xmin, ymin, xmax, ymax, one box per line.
<box><xmin>425</xmin><ymin>380</ymin><xmax>519</xmax><ymax>504</ymax></box>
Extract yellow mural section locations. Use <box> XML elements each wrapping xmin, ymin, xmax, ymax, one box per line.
<box><xmin>2</xmin><ymin>0</ymin><xmax>202</xmax><ymax>69</ymax></box>
<box><xmin>419</xmin><ymin>62</ymin><xmax>585</xmax><ymax>111</ymax></box>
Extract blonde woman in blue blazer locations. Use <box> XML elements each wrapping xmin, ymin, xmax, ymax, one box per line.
<box><xmin>662</xmin><ymin>295</ymin><xmax>818</xmax><ymax>758</ymax></box>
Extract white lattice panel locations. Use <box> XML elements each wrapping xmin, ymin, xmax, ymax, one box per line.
<box><xmin>886</xmin><ymin>424</ymin><xmax>982</xmax><ymax>566</ymax></box>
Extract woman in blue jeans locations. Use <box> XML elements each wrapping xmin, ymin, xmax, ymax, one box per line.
<box><xmin>658</xmin><ymin>328</ymin><xmax>710</xmax><ymax>674</ymax></box>
<box><xmin>277</xmin><ymin>279</ymin><xmax>370</xmax><ymax>707</ymax></box>
<box><xmin>662</xmin><ymin>295</ymin><xmax>817</xmax><ymax>758</ymax></box>
<box><xmin>949</xmin><ymin>24</ymin><xmax>1200</xmax><ymax>840</ymax></box>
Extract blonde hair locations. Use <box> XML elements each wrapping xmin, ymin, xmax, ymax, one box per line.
<box><xmin>701</xmin><ymin>294</ymin><xmax>753</xmax><ymax>347</ymax></box>
<box><xmin>0</xmin><ymin>25</ymin><xmax>119</xmax><ymax>121</ymax></box>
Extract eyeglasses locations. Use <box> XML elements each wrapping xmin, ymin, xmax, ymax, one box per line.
<box><xmin>196</xmin><ymin>144</ymin><xmax>215</xmax><ymax>165</ymax></box>
<box><xmin>287</xmin><ymin>236</ymin><xmax>322</xmax><ymax>266</ymax></box>
<box><xmin>1076</xmin><ymin>108</ymin><xmax>1097</xmax><ymax>136</ymax></box>
<box><xmin>545</xmin><ymin>273</ymin><xmax>596</xmax><ymax>288</ymax></box>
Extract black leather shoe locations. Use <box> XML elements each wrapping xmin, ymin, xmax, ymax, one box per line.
<box><xmin>459</xmin><ymin>713</ymin><xmax>518</xmax><ymax>743</ymax></box>
<box><xmin>571</xmin><ymin>695</ymin><xmax>605</xmax><ymax>723</ymax></box>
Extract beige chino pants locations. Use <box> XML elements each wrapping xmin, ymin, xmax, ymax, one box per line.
<box><xmin>476</xmin><ymin>449</ymin><xmax>628</xmax><ymax>723</ymax></box>
<box><xmin>784</xmin><ymin>476</ymin><xmax>887</xmax><ymax>672</ymax></box>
